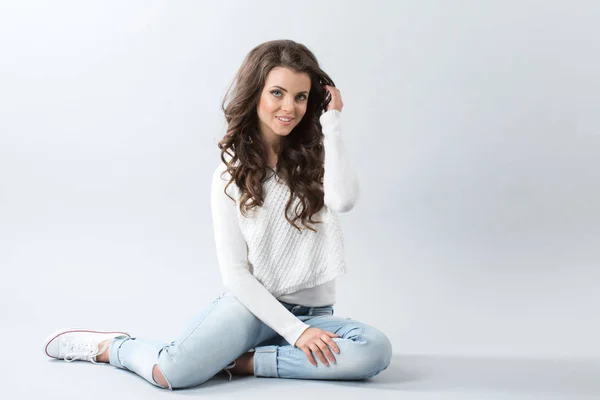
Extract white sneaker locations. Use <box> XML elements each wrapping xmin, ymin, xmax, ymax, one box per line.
<box><xmin>44</xmin><ymin>328</ymin><xmax>131</xmax><ymax>364</ymax></box>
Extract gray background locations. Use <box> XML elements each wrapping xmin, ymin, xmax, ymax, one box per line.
<box><xmin>1</xmin><ymin>0</ymin><xmax>599</xmax><ymax>399</ymax></box>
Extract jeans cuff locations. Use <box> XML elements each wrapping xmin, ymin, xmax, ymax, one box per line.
<box><xmin>108</xmin><ymin>336</ymin><xmax>131</xmax><ymax>369</ymax></box>
<box><xmin>254</xmin><ymin>345</ymin><xmax>279</xmax><ymax>378</ymax></box>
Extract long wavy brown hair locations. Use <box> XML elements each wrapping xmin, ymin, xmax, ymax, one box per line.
<box><xmin>218</xmin><ymin>40</ymin><xmax>336</xmax><ymax>233</ymax></box>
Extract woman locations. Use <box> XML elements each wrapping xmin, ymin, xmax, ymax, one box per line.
<box><xmin>43</xmin><ymin>39</ymin><xmax>392</xmax><ymax>390</ymax></box>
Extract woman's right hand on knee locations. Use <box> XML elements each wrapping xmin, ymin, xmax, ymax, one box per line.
<box><xmin>295</xmin><ymin>328</ymin><xmax>340</xmax><ymax>367</ymax></box>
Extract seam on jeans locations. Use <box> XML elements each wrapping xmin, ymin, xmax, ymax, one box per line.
<box><xmin>275</xmin><ymin>347</ymin><xmax>280</xmax><ymax>379</ymax></box>
<box><xmin>178</xmin><ymin>297</ymin><xmax>221</xmax><ymax>346</ymax></box>
<box><xmin>277</xmin><ymin>349</ymin><xmax>298</xmax><ymax>355</ymax></box>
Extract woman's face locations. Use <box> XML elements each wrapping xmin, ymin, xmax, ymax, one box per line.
<box><xmin>256</xmin><ymin>66</ymin><xmax>311</xmax><ymax>144</ymax></box>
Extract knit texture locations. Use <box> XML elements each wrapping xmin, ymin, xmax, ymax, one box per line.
<box><xmin>232</xmin><ymin>170</ymin><xmax>347</xmax><ymax>298</ymax></box>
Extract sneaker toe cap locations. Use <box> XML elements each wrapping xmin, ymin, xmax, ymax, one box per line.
<box><xmin>44</xmin><ymin>337</ymin><xmax>60</xmax><ymax>358</ymax></box>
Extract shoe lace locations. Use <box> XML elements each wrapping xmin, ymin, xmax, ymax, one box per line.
<box><xmin>223</xmin><ymin>360</ymin><xmax>236</xmax><ymax>381</ymax></box>
<box><xmin>64</xmin><ymin>339</ymin><xmax>110</xmax><ymax>364</ymax></box>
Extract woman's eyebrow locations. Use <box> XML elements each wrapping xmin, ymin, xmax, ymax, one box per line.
<box><xmin>270</xmin><ymin>85</ymin><xmax>309</xmax><ymax>95</ymax></box>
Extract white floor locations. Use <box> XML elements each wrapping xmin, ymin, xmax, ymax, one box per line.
<box><xmin>8</xmin><ymin>346</ymin><xmax>600</xmax><ymax>399</ymax></box>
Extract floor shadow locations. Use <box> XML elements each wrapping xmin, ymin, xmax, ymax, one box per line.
<box><xmin>322</xmin><ymin>354</ymin><xmax>600</xmax><ymax>397</ymax></box>
<box><xmin>163</xmin><ymin>354</ymin><xmax>600</xmax><ymax>397</ymax></box>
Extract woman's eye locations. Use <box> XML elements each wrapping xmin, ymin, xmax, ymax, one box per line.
<box><xmin>271</xmin><ymin>90</ymin><xmax>307</xmax><ymax>101</ymax></box>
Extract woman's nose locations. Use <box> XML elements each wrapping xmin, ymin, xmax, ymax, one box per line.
<box><xmin>281</xmin><ymin>98</ymin><xmax>294</xmax><ymax>111</ymax></box>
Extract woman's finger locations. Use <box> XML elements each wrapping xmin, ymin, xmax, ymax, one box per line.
<box><xmin>309</xmin><ymin>342</ymin><xmax>328</xmax><ymax>366</ymax></box>
<box><xmin>302</xmin><ymin>346</ymin><xmax>317</xmax><ymax>367</ymax></box>
<box><xmin>316</xmin><ymin>338</ymin><xmax>336</xmax><ymax>364</ymax></box>
<box><xmin>322</xmin><ymin>334</ymin><xmax>340</xmax><ymax>354</ymax></box>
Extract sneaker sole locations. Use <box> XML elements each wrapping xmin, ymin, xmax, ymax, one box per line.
<box><xmin>43</xmin><ymin>328</ymin><xmax>131</xmax><ymax>359</ymax></box>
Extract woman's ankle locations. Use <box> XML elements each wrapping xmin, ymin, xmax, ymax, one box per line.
<box><xmin>96</xmin><ymin>340</ymin><xmax>111</xmax><ymax>363</ymax></box>
<box><xmin>231</xmin><ymin>352</ymin><xmax>254</xmax><ymax>375</ymax></box>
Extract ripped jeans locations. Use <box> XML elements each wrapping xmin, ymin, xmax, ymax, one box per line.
<box><xmin>108</xmin><ymin>291</ymin><xmax>393</xmax><ymax>390</ymax></box>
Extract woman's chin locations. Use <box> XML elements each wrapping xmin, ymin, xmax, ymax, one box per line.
<box><xmin>273</xmin><ymin>126</ymin><xmax>293</xmax><ymax>136</ymax></box>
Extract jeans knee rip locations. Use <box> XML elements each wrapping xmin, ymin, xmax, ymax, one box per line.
<box><xmin>153</xmin><ymin>364</ymin><xmax>173</xmax><ymax>390</ymax></box>
<box><xmin>341</xmin><ymin>325</ymin><xmax>365</xmax><ymax>343</ymax></box>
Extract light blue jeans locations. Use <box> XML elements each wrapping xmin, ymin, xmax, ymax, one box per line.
<box><xmin>108</xmin><ymin>291</ymin><xmax>393</xmax><ymax>390</ymax></box>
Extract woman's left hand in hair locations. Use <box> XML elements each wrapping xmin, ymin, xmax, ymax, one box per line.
<box><xmin>324</xmin><ymin>85</ymin><xmax>343</xmax><ymax>112</ymax></box>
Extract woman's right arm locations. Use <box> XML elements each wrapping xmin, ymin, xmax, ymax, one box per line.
<box><xmin>210</xmin><ymin>164</ymin><xmax>310</xmax><ymax>347</ymax></box>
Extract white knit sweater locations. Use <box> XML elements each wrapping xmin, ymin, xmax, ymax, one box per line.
<box><xmin>210</xmin><ymin>109</ymin><xmax>359</xmax><ymax>346</ymax></box>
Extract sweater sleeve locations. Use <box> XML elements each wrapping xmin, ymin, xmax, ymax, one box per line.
<box><xmin>210</xmin><ymin>166</ymin><xmax>311</xmax><ymax>346</ymax></box>
<box><xmin>319</xmin><ymin>110</ymin><xmax>360</xmax><ymax>212</ymax></box>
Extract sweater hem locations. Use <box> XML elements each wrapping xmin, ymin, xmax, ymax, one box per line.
<box><xmin>271</xmin><ymin>266</ymin><xmax>347</xmax><ymax>298</ymax></box>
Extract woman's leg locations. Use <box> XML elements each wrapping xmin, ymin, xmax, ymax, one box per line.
<box><xmin>108</xmin><ymin>336</ymin><xmax>168</xmax><ymax>386</ymax></box>
<box><xmin>108</xmin><ymin>291</ymin><xmax>276</xmax><ymax>390</ymax></box>
<box><xmin>252</xmin><ymin>315</ymin><xmax>393</xmax><ymax>381</ymax></box>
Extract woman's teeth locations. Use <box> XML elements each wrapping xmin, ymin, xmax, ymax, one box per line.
<box><xmin>276</xmin><ymin>117</ymin><xmax>293</xmax><ymax>125</ymax></box>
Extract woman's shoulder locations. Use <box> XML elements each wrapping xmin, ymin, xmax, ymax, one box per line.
<box><xmin>213</xmin><ymin>158</ymin><xmax>242</xmax><ymax>178</ymax></box>
<box><xmin>212</xmin><ymin>161</ymin><xmax>239</xmax><ymax>197</ymax></box>
<box><xmin>213</xmin><ymin>161</ymin><xmax>228</xmax><ymax>177</ymax></box>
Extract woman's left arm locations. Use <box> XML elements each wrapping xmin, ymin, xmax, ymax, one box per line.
<box><xmin>320</xmin><ymin>86</ymin><xmax>360</xmax><ymax>212</ymax></box>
